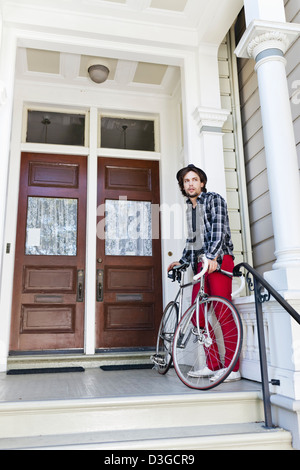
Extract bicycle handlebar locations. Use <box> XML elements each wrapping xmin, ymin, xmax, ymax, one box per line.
<box><xmin>172</xmin><ymin>262</ymin><xmax>189</xmax><ymax>272</ymax></box>
<box><xmin>193</xmin><ymin>255</ymin><xmax>209</xmax><ymax>282</ymax></box>
<box><xmin>216</xmin><ymin>268</ymin><xmax>245</xmax><ymax>298</ymax></box>
<box><xmin>231</xmin><ymin>274</ymin><xmax>245</xmax><ymax>298</ymax></box>
<box><xmin>168</xmin><ymin>256</ymin><xmax>245</xmax><ymax>297</ymax></box>
<box><xmin>167</xmin><ymin>262</ymin><xmax>189</xmax><ymax>282</ymax></box>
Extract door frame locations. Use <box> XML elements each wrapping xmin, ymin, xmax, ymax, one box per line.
<box><xmin>0</xmin><ymin>104</ymin><xmax>166</xmax><ymax>369</ymax></box>
<box><xmin>0</xmin><ymin>14</ymin><xmax>208</xmax><ymax>371</ymax></box>
<box><xmin>85</xmin><ymin>151</ymin><xmax>163</xmax><ymax>355</ymax></box>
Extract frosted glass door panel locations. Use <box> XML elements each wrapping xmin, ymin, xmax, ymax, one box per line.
<box><xmin>25</xmin><ymin>197</ymin><xmax>78</xmax><ymax>256</ymax></box>
<box><xmin>105</xmin><ymin>199</ymin><xmax>152</xmax><ymax>256</ymax></box>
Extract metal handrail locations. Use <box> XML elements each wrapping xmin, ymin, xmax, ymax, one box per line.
<box><xmin>233</xmin><ymin>262</ymin><xmax>300</xmax><ymax>429</ymax></box>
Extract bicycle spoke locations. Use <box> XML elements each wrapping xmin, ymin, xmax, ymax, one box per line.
<box><xmin>152</xmin><ymin>301</ymin><xmax>178</xmax><ymax>375</ymax></box>
<box><xmin>172</xmin><ymin>296</ymin><xmax>243</xmax><ymax>390</ymax></box>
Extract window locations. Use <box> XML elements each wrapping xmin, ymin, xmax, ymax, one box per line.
<box><xmin>105</xmin><ymin>199</ymin><xmax>152</xmax><ymax>257</ymax></box>
<box><xmin>26</xmin><ymin>110</ymin><xmax>86</xmax><ymax>146</ymax></box>
<box><xmin>25</xmin><ymin>197</ymin><xmax>78</xmax><ymax>256</ymax></box>
<box><xmin>101</xmin><ymin>117</ymin><xmax>155</xmax><ymax>151</ymax></box>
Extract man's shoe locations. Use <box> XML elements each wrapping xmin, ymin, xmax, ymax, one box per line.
<box><xmin>209</xmin><ymin>368</ymin><xmax>226</xmax><ymax>382</ymax></box>
<box><xmin>188</xmin><ymin>366</ymin><xmax>214</xmax><ymax>378</ymax></box>
<box><xmin>210</xmin><ymin>368</ymin><xmax>241</xmax><ymax>383</ymax></box>
<box><xmin>224</xmin><ymin>370</ymin><xmax>241</xmax><ymax>382</ymax></box>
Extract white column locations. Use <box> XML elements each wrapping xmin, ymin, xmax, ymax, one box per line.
<box><xmin>0</xmin><ymin>26</ymin><xmax>17</xmax><ymax>371</ymax></box>
<box><xmin>84</xmin><ymin>107</ymin><xmax>98</xmax><ymax>355</ymax></box>
<box><xmin>0</xmin><ymin>25</ymin><xmax>17</xmax><ymax>285</ymax></box>
<box><xmin>180</xmin><ymin>53</ymin><xmax>202</xmax><ymax>168</ymax></box>
<box><xmin>193</xmin><ymin>107</ymin><xmax>229</xmax><ymax>199</ymax></box>
<box><xmin>236</xmin><ymin>20</ymin><xmax>300</xmax><ymax>288</ymax></box>
<box><xmin>192</xmin><ymin>46</ymin><xmax>230</xmax><ymax>199</ymax></box>
<box><xmin>254</xmin><ymin>38</ymin><xmax>300</xmax><ymax>274</ymax></box>
<box><xmin>243</xmin><ymin>0</ymin><xmax>286</xmax><ymax>26</ymax></box>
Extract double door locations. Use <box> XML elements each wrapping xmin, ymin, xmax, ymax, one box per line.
<box><xmin>10</xmin><ymin>153</ymin><xmax>162</xmax><ymax>353</ymax></box>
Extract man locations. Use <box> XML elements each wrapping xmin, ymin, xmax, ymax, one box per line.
<box><xmin>168</xmin><ymin>164</ymin><xmax>240</xmax><ymax>382</ymax></box>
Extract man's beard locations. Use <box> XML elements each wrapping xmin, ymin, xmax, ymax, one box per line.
<box><xmin>187</xmin><ymin>190</ymin><xmax>200</xmax><ymax>198</ymax></box>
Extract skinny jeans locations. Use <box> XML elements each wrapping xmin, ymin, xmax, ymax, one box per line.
<box><xmin>191</xmin><ymin>255</ymin><xmax>239</xmax><ymax>372</ymax></box>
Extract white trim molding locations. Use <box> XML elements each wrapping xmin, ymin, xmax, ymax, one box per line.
<box><xmin>247</xmin><ymin>31</ymin><xmax>288</xmax><ymax>59</ymax></box>
<box><xmin>193</xmin><ymin>106</ymin><xmax>230</xmax><ymax>134</ymax></box>
<box><xmin>0</xmin><ymin>81</ymin><xmax>7</xmax><ymax>106</ymax></box>
<box><xmin>235</xmin><ymin>20</ymin><xmax>300</xmax><ymax>60</ymax></box>
<box><xmin>192</xmin><ymin>106</ymin><xmax>230</xmax><ymax>200</ymax></box>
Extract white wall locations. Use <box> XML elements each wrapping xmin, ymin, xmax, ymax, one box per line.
<box><xmin>285</xmin><ymin>0</ymin><xmax>300</xmax><ymax>171</ymax></box>
<box><xmin>0</xmin><ymin>0</ymin><xmax>249</xmax><ymax>367</ymax></box>
<box><xmin>0</xmin><ymin>69</ymin><xmax>186</xmax><ymax>361</ymax></box>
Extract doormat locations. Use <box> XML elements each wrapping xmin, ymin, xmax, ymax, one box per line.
<box><xmin>100</xmin><ymin>364</ymin><xmax>153</xmax><ymax>371</ymax></box>
<box><xmin>7</xmin><ymin>367</ymin><xmax>85</xmax><ymax>375</ymax></box>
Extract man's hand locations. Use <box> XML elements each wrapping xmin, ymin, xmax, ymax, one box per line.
<box><xmin>167</xmin><ymin>261</ymin><xmax>181</xmax><ymax>272</ymax></box>
<box><xmin>207</xmin><ymin>259</ymin><xmax>218</xmax><ymax>274</ymax></box>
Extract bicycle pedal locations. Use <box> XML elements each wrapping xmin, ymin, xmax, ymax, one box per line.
<box><xmin>150</xmin><ymin>354</ymin><xmax>165</xmax><ymax>366</ymax></box>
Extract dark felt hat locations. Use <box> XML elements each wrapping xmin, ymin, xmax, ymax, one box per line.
<box><xmin>176</xmin><ymin>164</ymin><xmax>207</xmax><ymax>183</ymax></box>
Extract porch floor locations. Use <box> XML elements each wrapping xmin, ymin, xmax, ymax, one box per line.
<box><xmin>1</xmin><ymin>369</ymin><xmax>292</xmax><ymax>450</ymax></box>
<box><xmin>0</xmin><ymin>367</ymin><xmax>261</xmax><ymax>403</ymax></box>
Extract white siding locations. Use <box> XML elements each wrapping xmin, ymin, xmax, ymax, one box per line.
<box><xmin>236</xmin><ymin>1</ymin><xmax>300</xmax><ymax>274</ymax></box>
<box><xmin>218</xmin><ymin>37</ymin><xmax>251</xmax><ymax>267</ymax></box>
<box><xmin>285</xmin><ymin>0</ymin><xmax>300</xmax><ymax>171</ymax></box>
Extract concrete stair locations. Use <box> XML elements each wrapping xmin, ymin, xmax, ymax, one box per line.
<box><xmin>7</xmin><ymin>351</ymin><xmax>153</xmax><ymax>371</ymax></box>
<box><xmin>0</xmin><ymin>388</ymin><xmax>293</xmax><ymax>450</ymax></box>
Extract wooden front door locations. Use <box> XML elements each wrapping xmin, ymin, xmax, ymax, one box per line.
<box><xmin>10</xmin><ymin>153</ymin><xmax>87</xmax><ymax>352</ymax></box>
<box><xmin>96</xmin><ymin>158</ymin><xmax>162</xmax><ymax>349</ymax></box>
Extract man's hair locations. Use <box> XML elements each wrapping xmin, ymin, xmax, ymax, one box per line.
<box><xmin>177</xmin><ymin>167</ymin><xmax>207</xmax><ymax>197</ymax></box>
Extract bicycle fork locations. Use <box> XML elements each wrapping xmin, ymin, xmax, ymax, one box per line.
<box><xmin>196</xmin><ymin>297</ymin><xmax>213</xmax><ymax>347</ymax></box>
<box><xmin>176</xmin><ymin>299</ymin><xmax>213</xmax><ymax>349</ymax></box>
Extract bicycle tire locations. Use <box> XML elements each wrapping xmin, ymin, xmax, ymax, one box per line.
<box><xmin>153</xmin><ymin>301</ymin><xmax>179</xmax><ymax>375</ymax></box>
<box><xmin>172</xmin><ymin>296</ymin><xmax>243</xmax><ymax>390</ymax></box>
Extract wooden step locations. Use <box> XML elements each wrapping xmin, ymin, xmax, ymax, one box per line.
<box><xmin>0</xmin><ymin>390</ymin><xmax>263</xmax><ymax>439</ymax></box>
<box><xmin>0</xmin><ymin>423</ymin><xmax>293</xmax><ymax>450</ymax></box>
<box><xmin>7</xmin><ymin>351</ymin><xmax>153</xmax><ymax>371</ymax></box>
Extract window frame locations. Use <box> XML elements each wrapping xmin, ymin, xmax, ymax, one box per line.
<box><xmin>98</xmin><ymin>111</ymin><xmax>160</xmax><ymax>153</ymax></box>
<box><xmin>22</xmin><ymin>105</ymin><xmax>90</xmax><ymax>147</ymax></box>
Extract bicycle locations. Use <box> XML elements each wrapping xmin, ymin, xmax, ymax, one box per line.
<box><xmin>151</xmin><ymin>255</ymin><xmax>244</xmax><ymax>390</ymax></box>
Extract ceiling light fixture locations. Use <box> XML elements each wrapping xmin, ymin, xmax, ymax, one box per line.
<box><xmin>88</xmin><ymin>64</ymin><xmax>110</xmax><ymax>84</ymax></box>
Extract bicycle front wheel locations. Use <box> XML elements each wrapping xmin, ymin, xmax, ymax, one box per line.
<box><xmin>153</xmin><ymin>301</ymin><xmax>178</xmax><ymax>375</ymax></box>
<box><xmin>172</xmin><ymin>296</ymin><xmax>243</xmax><ymax>390</ymax></box>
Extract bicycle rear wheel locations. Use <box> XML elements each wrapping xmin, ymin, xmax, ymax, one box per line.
<box><xmin>152</xmin><ymin>301</ymin><xmax>178</xmax><ymax>375</ymax></box>
<box><xmin>172</xmin><ymin>296</ymin><xmax>243</xmax><ymax>390</ymax></box>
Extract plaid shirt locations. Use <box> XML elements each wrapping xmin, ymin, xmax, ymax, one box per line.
<box><xmin>179</xmin><ymin>192</ymin><xmax>234</xmax><ymax>274</ymax></box>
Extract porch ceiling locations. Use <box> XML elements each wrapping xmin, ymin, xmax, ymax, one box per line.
<box><xmin>16</xmin><ymin>48</ymin><xmax>181</xmax><ymax>97</ymax></box>
<box><xmin>4</xmin><ymin>0</ymin><xmax>243</xmax><ymax>31</ymax></box>
<box><xmin>10</xmin><ymin>0</ymin><xmax>243</xmax><ymax>96</ymax></box>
